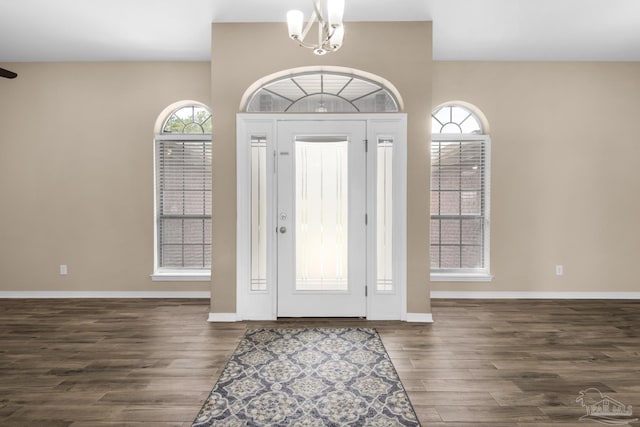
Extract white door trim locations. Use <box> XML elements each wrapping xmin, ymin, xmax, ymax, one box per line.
<box><xmin>236</xmin><ymin>113</ymin><xmax>407</xmax><ymax>321</ymax></box>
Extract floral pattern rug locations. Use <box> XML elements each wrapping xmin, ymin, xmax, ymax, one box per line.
<box><xmin>192</xmin><ymin>327</ymin><xmax>420</xmax><ymax>426</ymax></box>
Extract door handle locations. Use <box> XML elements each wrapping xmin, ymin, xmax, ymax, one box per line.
<box><xmin>279</xmin><ymin>226</ymin><xmax>287</xmax><ymax>234</ymax></box>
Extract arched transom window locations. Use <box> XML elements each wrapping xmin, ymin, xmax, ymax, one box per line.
<box><xmin>162</xmin><ymin>105</ymin><xmax>212</xmax><ymax>134</ymax></box>
<box><xmin>246</xmin><ymin>71</ymin><xmax>399</xmax><ymax>113</ymax></box>
<box><xmin>432</xmin><ymin>104</ymin><xmax>483</xmax><ymax>134</ymax></box>
<box><xmin>153</xmin><ymin>104</ymin><xmax>212</xmax><ymax>280</ymax></box>
<box><xmin>430</xmin><ymin>104</ymin><xmax>491</xmax><ymax>280</ymax></box>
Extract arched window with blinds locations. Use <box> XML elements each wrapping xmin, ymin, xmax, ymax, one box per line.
<box><xmin>152</xmin><ymin>104</ymin><xmax>212</xmax><ymax>281</ymax></box>
<box><xmin>430</xmin><ymin>103</ymin><xmax>492</xmax><ymax>281</ymax></box>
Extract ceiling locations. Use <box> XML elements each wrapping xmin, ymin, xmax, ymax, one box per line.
<box><xmin>1</xmin><ymin>0</ymin><xmax>639</xmax><ymax>62</ymax></box>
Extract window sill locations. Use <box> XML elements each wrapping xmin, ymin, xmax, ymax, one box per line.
<box><xmin>151</xmin><ymin>271</ymin><xmax>211</xmax><ymax>282</ymax></box>
<box><xmin>430</xmin><ymin>273</ymin><xmax>494</xmax><ymax>282</ymax></box>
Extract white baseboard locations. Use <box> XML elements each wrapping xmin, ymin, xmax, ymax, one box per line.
<box><xmin>367</xmin><ymin>314</ymin><xmax>402</xmax><ymax>321</ymax></box>
<box><xmin>208</xmin><ymin>312</ymin><xmax>237</xmax><ymax>322</ymax></box>
<box><xmin>406</xmin><ymin>313</ymin><xmax>434</xmax><ymax>323</ymax></box>
<box><xmin>431</xmin><ymin>291</ymin><xmax>640</xmax><ymax>300</ymax></box>
<box><xmin>236</xmin><ymin>314</ymin><xmax>277</xmax><ymax>321</ymax></box>
<box><xmin>0</xmin><ymin>291</ymin><xmax>210</xmax><ymax>299</ymax></box>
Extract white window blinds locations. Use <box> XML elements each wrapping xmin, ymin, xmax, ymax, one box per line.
<box><xmin>157</xmin><ymin>139</ymin><xmax>212</xmax><ymax>269</ymax></box>
<box><xmin>430</xmin><ymin>104</ymin><xmax>490</xmax><ymax>274</ymax></box>
<box><xmin>430</xmin><ymin>138</ymin><xmax>486</xmax><ymax>270</ymax></box>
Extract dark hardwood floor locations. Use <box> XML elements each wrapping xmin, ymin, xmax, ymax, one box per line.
<box><xmin>1</xmin><ymin>298</ymin><xmax>639</xmax><ymax>426</ymax></box>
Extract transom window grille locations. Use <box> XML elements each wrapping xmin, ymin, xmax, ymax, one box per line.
<box><xmin>432</xmin><ymin>104</ymin><xmax>482</xmax><ymax>134</ymax></box>
<box><xmin>430</xmin><ymin>104</ymin><xmax>490</xmax><ymax>275</ymax></box>
<box><xmin>246</xmin><ymin>71</ymin><xmax>399</xmax><ymax>113</ymax></box>
<box><xmin>155</xmin><ymin>105</ymin><xmax>212</xmax><ymax>272</ymax></box>
<box><xmin>163</xmin><ymin>105</ymin><xmax>212</xmax><ymax>134</ymax></box>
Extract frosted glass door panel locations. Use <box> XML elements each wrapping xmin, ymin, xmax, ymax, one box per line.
<box><xmin>251</xmin><ymin>137</ymin><xmax>267</xmax><ymax>291</ymax></box>
<box><xmin>376</xmin><ymin>138</ymin><xmax>393</xmax><ymax>292</ymax></box>
<box><xmin>295</xmin><ymin>140</ymin><xmax>348</xmax><ymax>291</ymax></box>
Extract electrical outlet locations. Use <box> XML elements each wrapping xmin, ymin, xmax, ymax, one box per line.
<box><xmin>59</xmin><ymin>264</ymin><xmax>68</xmax><ymax>275</ymax></box>
<box><xmin>555</xmin><ymin>265</ymin><xmax>563</xmax><ymax>276</ymax></box>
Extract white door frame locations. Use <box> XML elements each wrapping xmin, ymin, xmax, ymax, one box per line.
<box><xmin>236</xmin><ymin>113</ymin><xmax>407</xmax><ymax>321</ymax></box>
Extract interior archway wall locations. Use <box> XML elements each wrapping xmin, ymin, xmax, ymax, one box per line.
<box><xmin>211</xmin><ymin>22</ymin><xmax>432</xmax><ymax>316</ymax></box>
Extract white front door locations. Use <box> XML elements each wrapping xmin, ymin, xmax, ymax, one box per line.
<box><xmin>276</xmin><ymin>120</ymin><xmax>367</xmax><ymax>317</ymax></box>
<box><xmin>236</xmin><ymin>113</ymin><xmax>407</xmax><ymax>321</ymax></box>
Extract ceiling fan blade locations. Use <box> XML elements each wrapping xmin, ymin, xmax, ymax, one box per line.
<box><xmin>0</xmin><ymin>68</ymin><xmax>18</xmax><ymax>79</ymax></box>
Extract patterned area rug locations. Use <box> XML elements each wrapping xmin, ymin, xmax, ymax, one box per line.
<box><xmin>193</xmin><ymin>328</ymin><xmax>420</xmax><ymax>426</ymax></box>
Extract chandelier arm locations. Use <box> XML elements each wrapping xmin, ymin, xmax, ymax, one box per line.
<box><xmin>313</xmin><ymin>0</ymin><xmax>324</xmax><ymax>22</ymax></box>
<box><xmin>326</xmin><ymin>24</ymin><xmax>336</xmax><ymax>42</ymax></box>
<box><xmin>313</xmin><ymin>0</ymin><xmax>332</xmax><ymax>50</ymax></box>
<box><xmin>293</xmin><ymin>37</ymin><xmax>321</xmax><ymax>50</ymax></box>
<box><xmin>292</xmin><ymin>36</ymin><xmax>339</xmax><ymax>53</ymax></box>
<box><xmin>318</xmin><ymin>18</ymin><xmax>324</xmax><ymax>49</ymax></box>
<box><xmin>300</xmin><ymin>9</ymin><xmax>318</xmax><ymax>40</ymax></box>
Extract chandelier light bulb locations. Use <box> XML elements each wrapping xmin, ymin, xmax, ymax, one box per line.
<box><xmin>327</xmin><ymin>0</ymin><xmax>345</xmax><ymax>28</ymax></box>
<box><xmin>287</xmin><ymin>10</ymin><xmax>304</xmax><ymax>39</ymax></box>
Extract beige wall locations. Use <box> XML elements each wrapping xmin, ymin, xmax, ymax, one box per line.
<box><xmin>0</xmin><ymin>62</ymin><xmax>211</xmax><ymax>292</ymax></box>
<box><xmin>211</xmin><ymin>22</ymin><xmax>433</xmax><ymax>314</ymax></box>
<box><xmin>4</xmin><ymin>33</ymin><xmax>630</xmax><ymax>304</ymax></box>
<box><xmin>432</xmin><ymin>61</ymin><xmax>640</xmax><ymax>293</ymax></box>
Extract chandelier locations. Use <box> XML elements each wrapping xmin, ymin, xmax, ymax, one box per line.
<box><xmin>286</xmin><ymin>0</ymin><xmax>345</xmax><ymax>55</ymax></box>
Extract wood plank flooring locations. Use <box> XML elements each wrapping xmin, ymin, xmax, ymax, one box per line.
<box><xmin>1</xmin><ymin>298</ymin><xmax>639</xmax><ymax>426</ymax></box>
